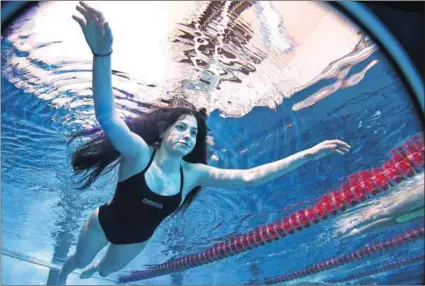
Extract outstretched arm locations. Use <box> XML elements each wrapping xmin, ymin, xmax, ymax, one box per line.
<box><xmin>73</xmin><ymin>1</ymin><xmax>149</xmax><ymax>159</ymax></box>
<box><xmin>195</xmin><ymin>140</ymin><xmax>351</xmax><ymax>188</ymax></box>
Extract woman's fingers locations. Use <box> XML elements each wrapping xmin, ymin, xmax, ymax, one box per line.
<box><xmin>76</xmin><ymin>5</ymin><xmax>92</xmax><ymax>21</ymax></box>
<box><xmin>80</xmin><ymin>1</ymin><xmax>105</xmax><ymax>23</ymax></box>
<box><xmin>104</xmin><ymin>22</ymin><xmax>113</xmax><ymax>39</ymax></box>
<box><xmin>326</xmin><ymin>139</ymin><xmax>351</xmax><ymax>149</ymax></box>
<box><xmin>339</xmin><ymin>147</ymin><xmax>350</xmax><ymax>153</ymax></box>
<box><xmin>80</xmin><ymin>1</ymin><xmax>97</xmax><ymax>13</ymax></box>
<box><xmin>76</xmin><ymin>3</ymin><xmax>99</xmax><ymax>23</ymax></box>
<box><xmin>96</xmin><ymin>12</ymin><xmax>105</xmax><ymax>23</ymax></box>
<box><xmin>336</xmin><ymin>140</ymin><xmax>351</xmax><ymax>149</ymax></box>
<box><xmin>72</xmin><ymin>15</ymin><xmax>86</xmax><ymax>29</ymax></box>
<box><xmin>326</xmin><ymin>143</ymin><xmax>349</xmax><ymax>155</ymax></box>
<box><xmin>79</xmin><ymin>1</ymin><xmax>92</xmax><ymax>10</ymax></box>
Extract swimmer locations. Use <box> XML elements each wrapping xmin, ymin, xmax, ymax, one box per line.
<box><xmin>335</xmin><ymin>173</ymin><xmax>424</xmax><ymax>240</ymax></box>
<box><xmin>57</xmin><ymin>2</ymin><xmax>351</xmax><ymax>284</ymax></box>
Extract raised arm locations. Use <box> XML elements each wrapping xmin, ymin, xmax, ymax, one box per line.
<box><xmin>73</xmin><ymin>1</ymin><xmax>149</xmax><ymax>159</ymax></box>
<box><xmin>195</xmin><ymin>140</ymin><xmax>351</xmax><ymax>188</ymax></box>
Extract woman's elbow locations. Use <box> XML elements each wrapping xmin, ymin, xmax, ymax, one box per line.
<box><xmin>96</xmin><ymin>114</ymin><xmax>118</xmax><ymax>131</ymax></box>
<box><xmin>242</xmin><ymin>171</ymin><xmax>261</xmax><ymax>187</ymax></box>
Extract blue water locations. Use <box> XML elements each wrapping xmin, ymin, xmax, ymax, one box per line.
<box><xmin>1</xmin><ymin>1</ymin><xmax>424</xmax><ymax>285</ymax></box>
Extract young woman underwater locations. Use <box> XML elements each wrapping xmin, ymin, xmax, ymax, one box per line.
<box><xmin>57</xmin><ymin>2</ymin><xmax>351</xmax><ymax>284</ymax></box>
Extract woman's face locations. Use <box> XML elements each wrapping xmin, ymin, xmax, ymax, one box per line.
<box><xmin>161</xmin><ymin>114</ymin><xmax>198</xmax><ymax>155</ymax></box>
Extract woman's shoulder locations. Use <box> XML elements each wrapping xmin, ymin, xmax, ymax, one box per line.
<box><xmin>129</xmin><ymin>145</ymin><xmax>155</xmax><ymax>167</ymax></box>
<box><xmin>181</xmin><ymin>160</ymin><xmax>208</xmax><ymax>176</ymax></box>
<box><xmin>182</xmin><ymin>160</ymin><xmax>201</xmax><ymax>170</ymax></box>
<box><xmin>181</xmin><ymin>161</ymin><xmax>207</xmax><ymax>190</ymax></box>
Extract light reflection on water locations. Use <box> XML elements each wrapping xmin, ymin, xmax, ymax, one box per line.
<box><xmin>3</xmin><ymin>1</ymin><xmax>370</xmax><ymax>120</ymax></box>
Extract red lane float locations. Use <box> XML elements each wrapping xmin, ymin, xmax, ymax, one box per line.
<box><xmin>263</xmin><ymin>227</ymin><xmax>424</xmax><ymax>284</ymax></box>
<box><xmin>326</xmin><ymin>253</ymin><xmax>424</xmax><ymax>284</ymax></box>
<box><xmin>119</xmin><ymin>133</ymin><xmax>424</xmax><ymax>283</ymax></box>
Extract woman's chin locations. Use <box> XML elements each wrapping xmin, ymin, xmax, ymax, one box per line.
<box><xmin>170</xmin><ymin>146</ymin><xmax>191</xmax><ymax>156</ymax></box>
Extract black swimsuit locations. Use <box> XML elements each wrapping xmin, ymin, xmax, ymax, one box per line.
<box><xmin>98</xmin><ymin>150</ymin><xmax>183</xmax><ymax>244</ymax></box>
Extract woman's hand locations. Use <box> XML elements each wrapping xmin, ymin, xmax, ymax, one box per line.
<box><xmin>307</xmin><ymin>139</ymin><xmax>351</xmax><ymax>160</ymax></box>
<box><xmin>72</xmin><ymin>1</ymin><xmax>113</xmax><ymax>55</ymax></box>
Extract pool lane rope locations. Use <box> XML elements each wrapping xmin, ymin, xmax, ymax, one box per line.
<box><xmin>262</xmin><ymin>226</ymin><xmax>424</xmax><ymax>284</ymax></box>
<box><xmin>326</xmin><ymin>253</ymin><xmax>424</xmax><ymax>284</ymax></box>
<box><xmin>119</xmin><ymin>133</ymin><xmax>424</xmax><ymax>283</ymax></box>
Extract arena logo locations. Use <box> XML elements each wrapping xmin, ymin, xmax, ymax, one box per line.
<box><xmin>142</xmin><ymin>198</ymin><xmax>163</xmax><ymax>209</ymax></box>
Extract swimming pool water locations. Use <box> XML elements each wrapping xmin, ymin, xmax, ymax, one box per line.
<box><xmin>1</xmin><ymin>1</ymin><xmax>424</xmax><ymax>285</ymax></box>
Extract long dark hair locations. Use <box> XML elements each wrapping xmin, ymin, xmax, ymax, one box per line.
<box><xmin>67</xmin><ymin>105</ymin><xmax>208</xmax><ymax>214</ymax></box>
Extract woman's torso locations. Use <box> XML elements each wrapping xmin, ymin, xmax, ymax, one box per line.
<box><xmin>117</xmin><ymin>146</ymin><xmax>199</xmax><ymax>200</ymax></box>
<box><xmin>98</xmin><ymin>147</ymin><xmax>200</xmax><ymax>244</ymax></box>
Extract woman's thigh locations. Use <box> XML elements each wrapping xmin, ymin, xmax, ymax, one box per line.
<box><xmin>98</xmin><ymin>240</ymin><xmax>148</xmax><ymax>275</ymax></box>
<box><xmin>74</xmin><ymin>207</ymin><xmax>109</xmax><ymax>266</ymax></box>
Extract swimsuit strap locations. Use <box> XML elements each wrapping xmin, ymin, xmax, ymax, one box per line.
<box><xmin>143</xmin><ymin>149</ymin><xmax>184</xmax><ymax>194</ymax></box>
<box><xmin>179</xmin><ymin>165</ymin><xmax>184</xmax><ymax>194</ymax></box>
<box><xmin>141</xmin><ymin>149</ymin><xmax>156</xmax><ymax>174</ymax></box>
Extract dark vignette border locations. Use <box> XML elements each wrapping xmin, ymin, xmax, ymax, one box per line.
<box><xmin>330</xmin><ymin>2</ymin><xmax>424</xmax><ymax>127</ymax></box>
